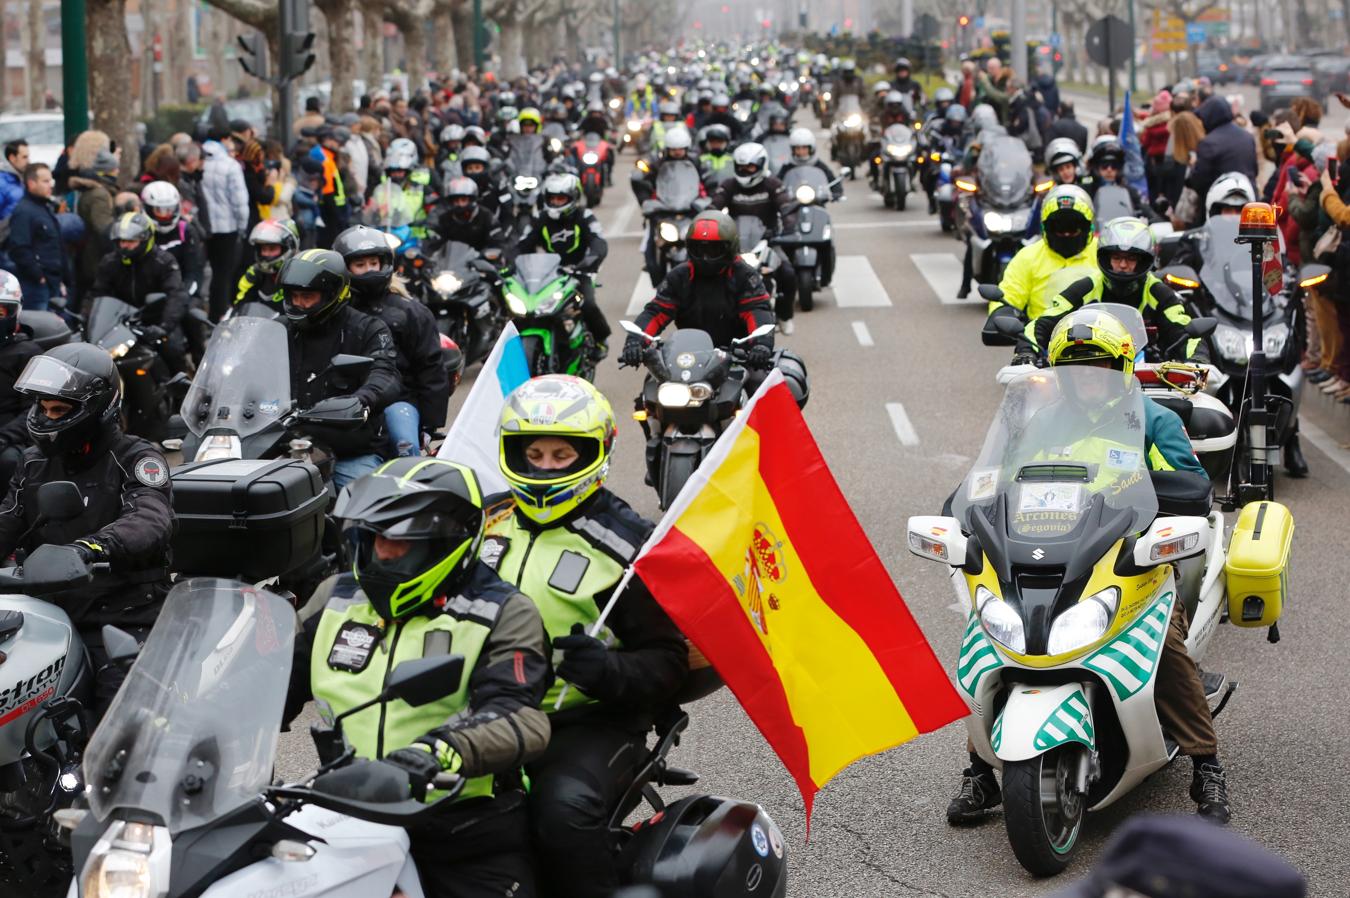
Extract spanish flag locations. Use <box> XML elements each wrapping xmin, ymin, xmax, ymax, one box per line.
<box><xmin>633</xmin><ymin>371</ymin><xmax>967</xmax><ymax>818</ymax></box>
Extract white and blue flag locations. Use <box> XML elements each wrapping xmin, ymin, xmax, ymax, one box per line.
<box><xmin>437</xmin><ymin>323</ymin><xmax>531</xmax><ymax>495</ymax></box>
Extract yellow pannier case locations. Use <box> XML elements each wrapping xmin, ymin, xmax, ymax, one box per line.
<box><xmin>1224</xmin><ymin>501</ymin><xmax>1294</xmax><ymax>628</ymax></box>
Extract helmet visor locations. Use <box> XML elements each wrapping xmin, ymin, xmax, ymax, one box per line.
<box><xmin>687</xmin><ymin>240</ymin><xmax>727</xmax><ymax>262</ymax></box>
<box><xmin>501</xmin><ymin>434</ymin><xmax>600</xmax><ymax>484</ymax></box>
<box><xmin>15</xmin><ymin>355</ymin><xmax>108</xmax><ymax>402</ymax></box>
<box><xmin>338</xmin><ymin>477</ymin><xmax>481</xmax><ymax>542</ymax></box>
<box><xmin>734</xmin><ymin>162</ymin><xmax>762</xmax><ymax>178</ymax></box>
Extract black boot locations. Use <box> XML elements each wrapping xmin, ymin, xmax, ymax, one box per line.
<box><xmin>946</xmin><ymin>764</ymin><xmax>1001</xmax><ymax>825</ymax></box>
<box><xmin>1190</xmin><ymin>761</ymin><xmax>1231</xmax><ymax>825</ymax></box>
<box><xmin>1283</xmin><ymin>434</ymin><xmax>1308</xmax><ymax>478</ymax></box>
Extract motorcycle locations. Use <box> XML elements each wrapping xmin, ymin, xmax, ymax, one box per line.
<box><xmin>499</xmin><ymin>252</ymin><xmax>597</xmax><ymax>379</ymax></box>
<box><xmin>776</xmin><ymin>165</ymin><xmax>846</xmax><ymax>311</ymax></box>
<box><xmin>640</xmin><ymin>159</ymin><xmax>708</xmax><ymax>287</ymax></box>
<box><xmin>1093</xmin><ymin>183</ymin><xmax>1138</xmax><ymax>223</ymax></box>
<box><xmin>814</xmin><ymin>83</ymin><xmax>834</xmax><ymax>128</ymax></box>
<box><xmin>0</xmin><ymin>487</ymin><xmax>107</xmax><ymax>897</ymax></box>
<box><xmin>17</xmin><ymin>310</ymin><xmax>76</xmax><ymax>350</ymax></box>
<box><xmin>64</xmin><ymin>580</ymin><xmax>787</xmax><ymax>898</ymax></box>
<box><xmin>1159</xmin><ymin>215</ymin><xmax>1308</xmax><ymax>502</ymax></box>
<box><xmin>408</xmin><ymin>241</ymin><xmax>504</xmax><ymax>371</ymax></box>
<box><xmin>761</xmin><ymin>131</ymin><xmax>792</xmax><ymax>175</ymax></box>
<box><xmin>85</xmin><ymin>294</ymin><xmax>186</xmax><ymax>443</ymax></box>
<box><xmin>622</xmin><ymin>114</ymin><xmax>652</xmax><ymax>154</ymax></box>
<box><xmin>875</xmin><ymin>122</ymin><xmax>917</xmax><ymax>211</ymax></box>
<box><xmin>830</xmin><ymin>95</ymin><xmax>866</xmax><ymax>178</ymax></box>
<box><xmin>736</xmin><ymin>215</ymin><xmax>782</xmax><ymax>311</ymax></box>
<box><xmin>958</xmin><ymin>135</ymin><xmax>1043</xmax><ymax>287</ymax></box>
<box><xmin>573</xmin><ymin>132</ymin><xmax>613</xmax><ymax>206</ymax></box>
<box><xmin>907</xmin><ymin>364</ymin><xmax>1289</xmax><ymax>875</ymax></box>
<box><xmin>621</xmin><ymin>320</ymin><xmax>775</xmax><ymax>510</ymax></box>
<box><xmin>505</xmin><ymin>133</ymin><xmax>552</xmax><ymax>239</ymax></box>
<box><xmin>363</xmin><ymin>181</ymin><xmax>418</xmax><ymax>253</ymax></box>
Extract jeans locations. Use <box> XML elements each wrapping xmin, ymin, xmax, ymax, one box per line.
<box><xmin>333</xmin><ymin>453</ymin><xmax>384</xmax><ymax>490</ymax></box>
<box><xmin>384</xmin><ymin>401</ymin><xmax>420</xmax><ymax>458</ymax></box>
<box><xmin>19</xmin><ymin>281</ymin><xmax>50</xmax><ymax>311</ymax></box>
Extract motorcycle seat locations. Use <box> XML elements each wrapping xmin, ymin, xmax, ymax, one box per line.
<box><xmin>1150</xmin><ymin>469</ymin><xmax>1213</xmax><ymax>517</ymax></box>
<box><xmin>1186</xmin><ymin>405</ymin><xmax>1234</xmax><ymax>442</ymax></box>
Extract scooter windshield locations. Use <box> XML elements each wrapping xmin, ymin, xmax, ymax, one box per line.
<box><xmin>655</xmin><ymin>160</ymin><xmax>701</xmax><ymax>211</ymax></box>
<box><xmin>367</xmin><ymin>181</ymin><xmax>413</xmax><ymax>228</ymax></box>
<box><xmin>82</xmin><ymin>580</ymin><xmax>295</xmax><ymax>834</ymax></box>
<box><xmin>508</xmin><ymin>133</ymin><xmax>548</xmax><ymax>178</ymax></box>
<box><xmin>1199</xmin><ymin>215</ymin><xmax>1256</xmax><ymax>318</ymax></box>
<box><xmin>85</xmin><ymin>295</ymin><xmax>138</xmax><ymax>346</ymax></box>
<box><xmin>761</xmin><ymin>134</ymin><xmax>792</xmax><ymax>173</ymax></box>
<box><xmin>181</xmin><ymin>316</ymin><xmax>292</xmax><ymax>439</ymax></box>
<box><xmin>977</xmin><ymin>137</ymin><xmax>1033</xmax><ymax>209</ymax></box>
<box><xmin>781</xmin><ymin>165</ymin><xmax>829</xmax><ymax>193</ymax></box>
<box><xmin>737</xmin><ymin>215</ymin><xmax>768</xmax><ymax>250</ymax></box>
<box><xmin>953</xmin><ymin>366</ymin><xmax>1157</xmax><ymax>541</ymax></box>
<box><xmin>513</xmin><ymin>252</ymin><xmax>564</xmax><ymax>295</ymax></box>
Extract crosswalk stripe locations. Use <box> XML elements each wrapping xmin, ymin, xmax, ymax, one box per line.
<box><xmin>625</xmin><ymin>276</ymin><xmax>652</xmax><ymax>316</ymax></box>
<box><xmin>851</xmin><ymin>321</ymin><xmax>874</xmax><ymax>347</ymax></box>
<box><xmin>912</xmin><ymin>252</ymin><xmax>981</xmax><ymax>306</ymax></box>
<box><xmin>832</xmin><ymin>255</ymin><xmax>892</xmax><ymax>307</ymax></box>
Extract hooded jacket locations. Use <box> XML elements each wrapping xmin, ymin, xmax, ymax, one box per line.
<box><xmin>1187</xmin><ymin>96</ymin><xmax>1257</xmax><ymax>208</ymax></box>
<box><xmin>200</xmin><ymin>141</ymin><xmax>250</xmax><ymax>235</ymax></box>
<box><xmin>0</xmin><ymin>158</ymin><xmax>23</xmax><ymax>221</ymax></box>
<box><xmin>71</xmin><ymin>173</ymin><xmax>117</xmax><ymax>291</ymax></box>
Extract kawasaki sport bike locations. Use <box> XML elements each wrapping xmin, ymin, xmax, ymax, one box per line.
<box><xmin>500</xmin><ymin>252</ymin><xmax>597</xmax><ymax>380</ymax></box>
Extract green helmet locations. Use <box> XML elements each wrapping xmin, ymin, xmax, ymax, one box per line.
<box><xmin>1040</xmin><ymin>184</ymin><xmax>1094</xmax><ymax>259</ymax></box>
<box><xmin>335</xmin><ymin>458</ymin><xmax>486</xmax><ymax>622</ymax></box>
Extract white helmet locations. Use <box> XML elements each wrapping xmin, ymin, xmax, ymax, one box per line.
<box><xmin>733</xmin><ymin>142</ymin><xmax>769</xmax><ymax>188</ymax></box>
<box><xmin>788</xmin><ymin>127</ymin><xmax>817</xmax><ymax>165</ymax></box>
<box><xmin>384</xmin><ymin>138</ymin><xmax>419</xmax><ymax>172</ymax></box>
<box><xmin>663</xmin><ymin>126</ymin><xmax>692</xmax><ymax>155</ymax></box>
<box><xmin>635</xmin><ymin>73</ymin><xmax>649</xmax><ymax>90</ymax></box>
<box><xmin>0</xmin><ymin>270</ymin><xmax>21</xmax><ymax>306</ymax></box>
<box><xmin>873</xmin><ymin>80</ymin><xmax>892</xmax><ymax>95</ymax></box>
<box><xmin>141</xmin><ymin>180</ymin><xmax>182</xmax><ymax>234</ymax></box>
<box><xmin>1044</xmin><ymin>137</ymin><xmax>1083</xmax><ymax>172</ymax></box>
<box><xmin>1205</xmin><ymin>172</ymin><xmax>1256</xmax><ymax>217</ymax></box>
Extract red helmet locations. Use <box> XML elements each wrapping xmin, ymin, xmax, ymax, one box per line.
<box><xmin>686</xmin><ymin>210</ymin><xmax>739</xmax><ymax>275</ymax></box>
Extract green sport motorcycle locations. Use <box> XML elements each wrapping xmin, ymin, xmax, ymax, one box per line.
<box><xmin>500</xmin><ymin>252</ymin><xmax>598</xmax><ymax>380</ymax></box>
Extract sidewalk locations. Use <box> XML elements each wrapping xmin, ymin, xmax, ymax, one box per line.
<box><xmin>1301</xmin><ymin>382</ymin><xmax>1350</xmax><ymax>474</ymax></box>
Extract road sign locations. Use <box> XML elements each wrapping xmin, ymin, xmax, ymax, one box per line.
<box><xmin>1186</xmin><ymin>23</ymin><xmax>1206</xmax><ymax>45</ymax></box>
<box><xmin>1086</xmin><ymin>15</ymin><xmax>1132</xmax><ymax>68</ymax></box>
<box><xmin>974</xmin><ymin>16</ymin><xmax>984</xmax><ymax>30</ymax></box>
<box><xmin>1049</xmin><ymin>31</ymin><xmax>1061</xmax><ymax>49</ymax></box>
<box><xmin>1151</xmin><ymin>9</ymin><xmax>1186</xmax><ymax>53</ymax></box>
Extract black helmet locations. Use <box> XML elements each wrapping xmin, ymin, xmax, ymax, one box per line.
<box><xmin>702</xmin><ymin>123</ymin><xmax>731</xmax><ymax>150</ymax></box>
<box><xmin>334</xmin><ymin>458</ymin><xmax>486</xmax><ymax>622</ymax></box>
<box><xmin>1089</xmin><ymin>138</ymin><xmax>1126</xmax><ymax>172</ymax></box>
<box><xmin>278</xmin><ymin>249</ymin><xmax>350</xmax><ymax>330</ymax></box>
<box><xmin>445</xmin><ymin>176</ymin><xmax>480</xmax><ymax>221</ymax></box>
<box><xmin>894</xmin><ymin>56</ymin><xmax>912</xmax><ymax>73</ymax></box>
<box><xmin>624</xmin><ymin>795</ymin><xmax>787</xmax><ymax>898</ymax></box>
<box><xmin>332</xmin><ymin>225</ymin><xmax>395</xmax><ymax>304</ymax></box>
<box><xmin>686</xmin><ymin>210</ymin><xmax>739</xmax><ymax>276</ymax></box>
<box><xmin>767</xmin><ymin>110</ymin><xmax>789</xmax><ymax>133</ymax></box>
<box><xmin>110</xmin><ymin>211</ymin><xmax>155</xmax><ymax>264</ymax></box>
<box><xmin>17</xmin><ymin>343</ymin><xmax>123</xmax><ymax>456</ymax></box>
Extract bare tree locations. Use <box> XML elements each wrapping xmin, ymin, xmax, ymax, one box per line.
<box><xmin>383</xmin><ymin>0</ymin><xmax>434</xmax><ymax>88</ymax></box>
<box><xmin>200</xmin><ymin>0</ymin><xmax>280</xmax><ymax>58</ymax></box>
<box><xmin>361</xmin><ymin>8</ymin><xmax>386</xmax><ymax>90</ymax></box>
<box><xmin>86</xmin><ymin>0</ymin><xmax>140</xmax><ymax>179</ymax></box>
<box><xmin>432</xmin><ymin>0</ymin><xmax>466</xmax><ymax>75</ymax></box>
<box><xmin>315</xmin><ymin>0</ymin><xmax>358</xmax><ymax>113</ymax></box>
<box><xmin>27</xmin><ymin>0</ymin><xmax>46</xmax><ymax>110</ymax></box>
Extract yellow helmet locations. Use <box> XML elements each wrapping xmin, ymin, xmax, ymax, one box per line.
<box><xmin>517</xmin><ymin>107</ymin><xmax>543</xmax><ymax>129</ymax></box>
<box><xmin>498</xmin><ymin>375</ymin><xmax>616</xmax><ymax>523</ymax></box>
<box><xmin>1047</xmin><ymin>307</ymin><xmax>1136</xmax><ymax>382</ymax></box>
<box><xmin>1040</xmin><ymin>184</ymin><xmax>1094</xmax><ymax>259</ymax></box>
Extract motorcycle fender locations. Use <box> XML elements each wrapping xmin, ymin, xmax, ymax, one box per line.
<box><xmin>992</xmin><ymin>683</ymin><xmax>1096</xmax><ymax>763</ymax></box>
<box><xmin>936</xmin><ymin>184</ymin><xmax>954</xmax><ymax>202</ymax></box>
<box><xmin>793</xmin><ymin>246</ymin><xmax>818</xmax><ymax>268</ymax></box>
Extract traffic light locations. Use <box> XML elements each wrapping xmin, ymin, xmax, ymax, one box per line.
<box><xmin>280</xmin><ymin>30</ymin><xmax>317</xmax><ymax>81</ymax></box>
<box><xmin>958</xmin><ymin>14</ymin><xmax>970</xmax><ymax>27</ymax></box>
<box><xmin>237</xmin><ymin>33</ymin><xmax>267</xmax><ymax>80</ymax></box>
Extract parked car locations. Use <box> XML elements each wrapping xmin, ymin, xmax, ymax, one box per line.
<box><xmin>0</xmin><ymin>113</ymin><xmax>67</xmax><ymax>166</ymax></box>
<box><xmin>1259</xmin><ymin>56</ymin><xmax>1318</xmax><ymax>114</ymax></box>
<box><xmin>1196</xmin><ymin>50</ymin><xmax>1235</xmax><ymax>85</ymax></box>
<box><xmin>1244</xmin><ymin>53</ymin><xmax>1275</xmax><ymax>86</ymax></box>
<box><xmin>197</xmin><ymin>97</ymin><xmax>272</xmax><ymax>138</ymax></box>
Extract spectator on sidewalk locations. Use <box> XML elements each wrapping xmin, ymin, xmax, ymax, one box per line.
<box><xmin>201</xmin><ymin>133</ymin><xmax>250</xmax><ymax>321</ymax></box>
<box><xmin>1044</xmin><ymin>99</ymin><xmax>1089</xmax><ymax>154</ymax></box>
<box><xmin>0</xmin><ymin>139</ymin><xmax>28</xmax><ymax>222</ymax></box>
<box><xmin>6</xmin><ymin>163</ymin><xmax>69</xmax><ymax>311</ymax></box>
<box><xmin>70</xmin><ymin>149</ymin><xmax>119</xmax><ymax>305</ymax></box>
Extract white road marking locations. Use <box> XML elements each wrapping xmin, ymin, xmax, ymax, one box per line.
<box><xmin>851</xmin><ymin>320</ymin><xmax>874</xmax><ymax>347</ymax></box>
<box><xmin>625</xmin><ymin>275</ymin><xmax>653</xmax><ymax>316</ymax></box>
<box><xmin>1300</xmin><ymin>418</ymin><xmax>1350</xmax><ymax>478</ymax></box>
<box><xmin>832</xmin><ymin>255</ymin><xmax>892</xmax><ymax>307</ymax></box>
<box><xmin>608</xmin><ymin>192</ymin><xmax>637</xmax><ymax>238</ymax></box>
<box><xmin>912</xmin><ymin>252</ymin><xmax>981</xmax><ymax>305</ymax></box>
<box><xmin>885</xmin><ymin>401</ymin><xmax>919</xmax><ymax>445</ymax></box>
<box><xmin>832</xmin><ymin>219</ymin><xmax>939</xmax><ymax>230</ymax></box>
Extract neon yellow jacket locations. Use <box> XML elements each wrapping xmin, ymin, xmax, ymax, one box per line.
<box><xmin>992</xmin><ymin>236</ymin><xmax>1100</xmax><ymax>321</ymax></box>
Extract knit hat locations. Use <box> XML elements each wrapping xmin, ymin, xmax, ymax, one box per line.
<box><xmin>1151</xmin><ymin>89</ymin><xmax>1172</xmax><ymax>113</ymax></box>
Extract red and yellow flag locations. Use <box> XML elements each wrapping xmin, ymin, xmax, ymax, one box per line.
<box><xmin>633</xmin><ymin>373</ymin><xmax>967</xmax><ymax>818</ymax></box>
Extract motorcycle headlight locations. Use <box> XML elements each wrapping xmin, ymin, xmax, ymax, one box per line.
<box><xmin>657</xmin><ymin>382</ymin><xmax>693</xmax><ymax>407</ymax></box>
<box><xmin>984</xmin><ymin>211</ymin><xmax>1012</xmax><ymax>233</ymax></box>
<box><xmin>1213</xmin><ymin>323</ymin><xmax>1252</xmax><ymax>363</ymax></box>
<box><xmin>1263</xmin><ymin>322</ymin><xmax>1289</xmax><ymax>358</ymax></box>
<box><xmin>81</xmin><ymin>821</ymin><xmax>164</xmax><ymax>898</ymax></box>
<box><xmin>609</xmin><ymin>98</ymin><xmax>622</xmax><ymax>110</ymax></box>
<box><xmin>549</xmin><ymin>138</ymin><xmax>563</xmax><ymax>153</ymax></box>
<box><xmin>887</xmin><ymin>143</ymin><xmax>912</xmax><ymax>159</ymax></box>
<box><xmin>505</xmin><ymin>293</ymin><xmax>528</xmax><ymax>316</ymax></box>
<box><xmin>822</xmin><ymin>91</ymin><xmax>832</xmax><ymax>101</ymax></box>
<box><xmin>843</xmin><ymin>113</ymin><xmax>863</xmax><ymax>129</ymax></box>
<box><xmin>514</xmin><ymin>175</ymin><xmax>539</xmax><ymax>191</ymax></box>
<box><xmin>432</xmin><ymin>271</ymin><xmax>462</xmax><ymax>295</ymax></box>
<box><xmin>1047</xmin><ymin>587</ymin><xmax>1118</xmax><ymax>656</ymax></box>
<box><xmin>627</xmin><ymin>119</ymin><xmax>643</xmax><ymax>131</ymax></box>
<box><xmin>582</xmin><ymin>152</ymin><xmax>600</xmax><ymax>165</ymax></box>
<box><xmin>194</xmin><ymin>434</ymin><xmax>242</xmax><ymax>462</ymax></box>
<box><xmin>977</xmin><ymin>586</ymin><xmax>1025</xmax><ymax>654</ymax></box>
<box><xmin>658</xmin><ymin>221</ymin><xmax>680</xmax><ymax>243</ymax></box>
<box><xmin>795</xmin><ymin>185</ymin><xmax>817</xmax><ymax>205</ymax></box>
<box><xmin>1010</xmin><ymin>209</ymin><xmax>1031</xmax><ymax>231</ymax></box>
<box><xmin>107</xmin><ymin>340</ymin><xmax>134</xmax><ymax>359</ymax></box>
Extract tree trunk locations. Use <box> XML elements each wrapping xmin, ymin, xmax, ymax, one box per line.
<box><xmin>432</xmin><ymin>4</ymin><xmax>457</xmax><ymax>75</ymax></box>
<box><xmin>1343</xmin><ymin>0</ymin><xmax>1350</xmax><ymax>47</ymax></box>
<box><xmin>497</xmin><ymin>20</ymin><xmax>526</xmax><ymax>79</ymax></box>
<box><xmin>317</xmin><ymin>0</ymin><xmax>357</xmax><ymax>113</ymax></box>
<box><xmin>27</xmin><ymin>0</ymin><xmax>46</xmax><ymax>110</ymax></box>
<box><xmin>451</xmin><ymin>2</ymin><xmax>474</xmax><ymax>73</ymax></box>
<box><xmin>362</xmin><ymin>9</ymin><xmax>385</xmax><ymax>90</ymax></box>
<box><xmin>87</xmin><ymin>0</ymin><xmax>139</xmax><ymax>182</ymax></box>
<box><xmin>399</xmin><ymin>16</ymin><xmax>428</xmax><ymax>90</ymax></box>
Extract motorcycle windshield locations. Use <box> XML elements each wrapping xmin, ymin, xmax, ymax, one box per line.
<box><xmin>513</xmin><ymin>253</ymin><xmax>563</xmax><ymax>294</ymax></box>
<box><xmin>655</xmin><ymin>161</ymin><xmax>701</xmax><ymax>210</ymax></box>
<box><xmin>367</xmin><ymin>181</ymin><xmax>413</xmax><ymax>228</ymax></box>
<box><xmin>508</xmin><ymin>134</ymin><xmax>548</xmax><ymax>177</ymax></box>
<box><xmin>82</xmin><ymin>580</ymin><xmax>295</xmax><ymax>834</ymax></box>
<box><xmin>85</xmin><ymin>296</ymin><xmax>137</xmax><ymax>345</ymax></box>
<box><xmin>1094</xmin><ymin>184</ymin><xmax>1136</xmax><ymax>223</ymax></box>
<box><xmin>761</xmin><ymin>135</ymin><xmax>791</xmax><ymax>173</ymax></box>
<box><xmin>837</xmin><ymin>95</ymin><xmax>862</xmax><ymax>115</ymax></box>
<box><xmin>435</xmin><ymin>241</ymin><xmax>483</xmax><ymax>275</ymax></box>
<box><xmin>736</xmin><ymin>215</ymin><xmax>768</xmax><ymax>249</ymax></box>
<box><xmin>952</xmin><ymin>366</ymin><xmax>1157</xmax><ymax>541</ymax></box>
<box><xmin>883</xmin><ymin>124</ymin><xmax>914</xmax><ymax>145</ymax></box>
<box><xmin>782</xmin><ymin>165</ymin><xmax>829</xmax><ymax>192</ymax></box>
<box><xmin>1199</xmin><ymin>216</ymin><xmax>1256</xmax><ymax>318</ymax></box>
<box><xmin>181</xmin><ymin>317</ymin><xmax>292</xmax><ymax>438</ymax></box>
<box><xmin>977</xmin><ymin>137</ymin><xmax>1033</xmax><ymax>208</ymax></box>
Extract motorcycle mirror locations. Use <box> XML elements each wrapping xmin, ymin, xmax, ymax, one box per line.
<box><xmin>330</xmin><ymin>353</ymin><xmax>375</xmax><ymax>379</ymax></box>
<box><xmin>101</xmin><ymin>625</ymin><xmax>141</xmax><ymax>664</ymax></box>
<box><xmin>1185</xmin><ymin>316</ymin><xmax>1218</xmax><ymax>338</ymax></box>
<box><xmin>187</xmin><ymin>281</ymin><xmax>200</xmax><ymax>297</ymax></box>
<box><xmin>383</xmin><ymin>655</ymin><xmax>466</xmax><ymax>707</ymax></box>
<box><xmin>905</xmin><ymin>515</ymin><xmax>968</xmax><ymax>567</ymax></box>
<box><xmin>383</xmin><ymin>232</ymin><xmax>402</xmax><ymax>251</ymax></box>
<box><xmin>992</xmin><ymin>315</ymin><xmax>1025</xmax><ymax>338</ymax></box>
<box><xmin>619</xmin><ymin>320</ymin><xmax>655</xmax><ymax>342</ymax></box>
<box><xmin>743</xmin><ymin>322</ymin><xmax>777</xmax><ymax>341</ymax></box>
<box><xmin>976</xmin><ymin>284</ymin><xmax>1004</xmax><ymax>304</ymax></box>
<box><xmin>188</xmin><ymin>307</ymin><xmax>214</xmax><ymax>327</ymax></box>
<box><xmin>36</xmin><ymin>481</ymin><xmax>85</xmax><ymax>523</ymax></box>
<box><xmin>470</xmin><ymin>258</ymin><xmax>499</xmax><ymax>275</ymax></box>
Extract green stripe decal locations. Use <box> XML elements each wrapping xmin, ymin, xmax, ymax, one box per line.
<box><xmin>1033</xmin><ymin>691</ymin><xmax>1095</xmax><ymax>751</ymax></box>
<box><xmin>957</xmin><ymin>614</ymin><xmax>1003</xmax><ymax>698</ymax></box>
<box><xmin>1083</xmin><ymin>592</ymin><xmax>1174</xmax><ymax>701</ymax></box>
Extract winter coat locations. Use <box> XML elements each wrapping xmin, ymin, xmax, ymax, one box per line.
<box><xmin>0</xmin><ymin>159</ymin><xmax>24</xmax><ymax>221</ymax></box>
<box><xmin>1187</xmin><ymin>96</ymin><xmax>1258</xmax><ymax>207</ymax></box>
<box><xmin>6</xmin><ymin>192</ymin><xmax>67</xmax><ymax>298</ymax></box>
<box><xmin>200</xmin><ymin>141</ymin><xmax>250</xmax><ymax>235</ymax></box>
<box><xmin>70</xmin><ymin>174</ymin><xmax>116</xmax><ymax>291</ymax></box>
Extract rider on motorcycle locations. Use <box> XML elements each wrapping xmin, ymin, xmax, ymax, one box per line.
<box><xmin>235</xmin><ymin>218</ymin><xmax>301</xmax><ymax>310</ymax></box>
<box><xmin>1168</xmin><ymin>173</ymin><xmax>1256</xmax><ymax>274</ymax></box>
<box><xmin>630</xmin><ymin>127</ymin><xmax>698</xmax><ymax>205</ymax></box>
<box><xmin>892</xmin><ymin>57</ymin><xmax>926</xmax><ymax>111</ymax></box>
<box><xmin>947</xmin><ymin>308</ymin><xmax>1231</xmax><ymax>827</ymax></box>
<box><xmin>1086</xmin><ymin>137</ymin><xmax>1152</xmax><ymax>218</ymax></box>
<box><xmin>983</xmin><ymin>184</ymin><xmax>1098</xmax><ymax>355</ymax></box>
<box><xmin>705</xmin><ymin>94</ymin><xmax>744</xmax><ymax>141</ymax></box>
<box><xmin>436</xmin><ymin>123</ymin><xmax>466</xmax><ymax>171</ymax></box>
<box><xmin>0</xmin><ymin>273</ymin><xmax>43</xmax><ymax>486</ymax></box>
<box><xmin>428</xmin><ymin>176</ymin><xmax>509</xmax><ymax>259</ymax></box>
<box><xmin>1034</xmin><ymin>216</ymin><xmax>1211</xmax><ymax>363</ymax></box>
<box><xmin>140</xmin><ymin>180</ymin><xmax>204</xmax><ymax>289</ymax></box>
<box><xmin>333</xmin><ymin>225</ymin><xmax>451</xmax><ymax>457</ymax></box>
<box><xmin>651</xmin><ymin>101</ymin><xmax>684</xmax><ymax>154</ymax></box>
<box><xmin>289</xmin><ymin>458</ymin><xmax>551</xmax><ymax>898</ymax></box>
<box><xmin>778</xmin><ymin>128</ymin><xmax>840</xmax><ymax>287</ymax></box>
<box><xmin>484</xmin><ymin>375</ymin><xmax>687</xmax><ymax>898</ymax></box>
<box><xmin>377</xmin><ymin>137</ymin><xmax>438</xmax><ymax>242</ymax></box>
<box><xmin>579</xmin><ymin>100</ymin><xmax>611</xmax><ymax>139</ymax></box>
<box><xmin>454</xmin><ymin>145</ymin><xmax>512</xmax><ymax>226</ymax></box>
<box><xmin>925</xmin><ymin>86</ymin><xmax>956</xmax><ymax>126</ymax></box>
<box><xmin>709</xmin><ymin>143</ymin><xmax>799</xmax><ymax>333</ymax></box>
<box><xmin>1045</xmin><ymin>137</ymin><xmax>1090</xmax><ymax>188</ymax></box>
<box><xmin>698</xmin><ymin>124</ymin><xmax>734</xmax><ymax>187</ymax></box>
<box><xmin>518</xmin><ymin>173</ymin><xmax>612</xmax><ymax>360</ymax></box>
<box><xmin>623</xmin><ymin>210</ymin><xmax>775</xmax><ymax>364</ymax></box>
<box><xmin>91</xmin><ymin>210</ymin><xmax>190</xmax><ymax>372</ymax></box>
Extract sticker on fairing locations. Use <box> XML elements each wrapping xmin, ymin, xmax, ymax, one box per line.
<box><xmin>967</xmin><ymin>467</ymin><xmax>1000</xmax><ymax>501</ymax></box>
<box><xmin>1105</xmin><ymin>448</ymin><xmax>1141</xmax><ymax>470</ymax></box>
<box><xmin>750</xmin><ymin>824</ymin><xmax>770</xmax><ymax>857</ymax></box>
<box><xmin>1018</xmin><ymin>482</ymin><xmax>1082</xmax><ymax>513</ymax></box>
<box><xmin>479</xmin><ymin>536</ymin><xmax>510</xmax><ymax>571</ymax></box>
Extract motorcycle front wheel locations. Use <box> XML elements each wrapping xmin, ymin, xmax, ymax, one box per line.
<box><xmin>1002</xmin><ymin>744</ymin><xmax>1087</xmax><ymax>876</ymax></box>
<box><xmin>658</xmin><ymin>450</ymin><xmax>701</xmax><ymax>511</ymax></box>
<box><xmin>797</xmin><ymin>268</ymin><xmax>815</xmax><ymax>311</ymax></box>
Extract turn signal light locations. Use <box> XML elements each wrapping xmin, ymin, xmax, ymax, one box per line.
<box><xmin>1033</xmin><ymin>179</ymin><xmax>1053</xmax><ymax>193</ymax></box>
<box><xmin>873</xmin><ymin>155</ymin><xmax>882</xmax><ymax>164</ymax></box>
<box><xmin>1164</xmin><ymin>273</ymin><xmax>1201</xmax><ymax>289</ymax></box>
<box><xmin>956</xmin><ymin>178</ymin><xmax>978</xmax><ymax>193</ymax></box>
<box><xmin>1299</xmin><ymin>272</ymin><xmax>1329</xmax><ymax>288</ymax></box>
<box><xmin>632</xmin><ymin>410</ymin><xmax>648</xmax><ymax>421</ymax></box>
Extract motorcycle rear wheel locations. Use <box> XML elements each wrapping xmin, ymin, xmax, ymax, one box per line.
<box><xmin>1002</xmin><ymin>745</ymin><xmax>1087</xmax><ymax>877</ymax></box>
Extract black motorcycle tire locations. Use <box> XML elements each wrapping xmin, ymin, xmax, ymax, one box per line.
<box><xmin>585</xmin><ymin>184</ymin><xmax>603</xmax><ymax>208</ymax></box>
<box><xmin>519</xmin><ymin>333</ymin><xmax>548</xmax><ymax>376</ymax></box>
<box><xmin>797</xmin><ymin>268</ymin><xmax>815</xmax><ymax>311</ymax></box>
<box><xmin>658</xmin><ymin>451</ymin><xmax>700</xmax><ymax>511</ymax></box>
<box><xmin>894</xmin><ymin>172</ymin><xmax>909</xmax><ymax>211</ymax></box>
<box><xmin>1002</xmin><ymin>746</ymin><xmax>1086</xmax><ymax>877</ymax></box>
